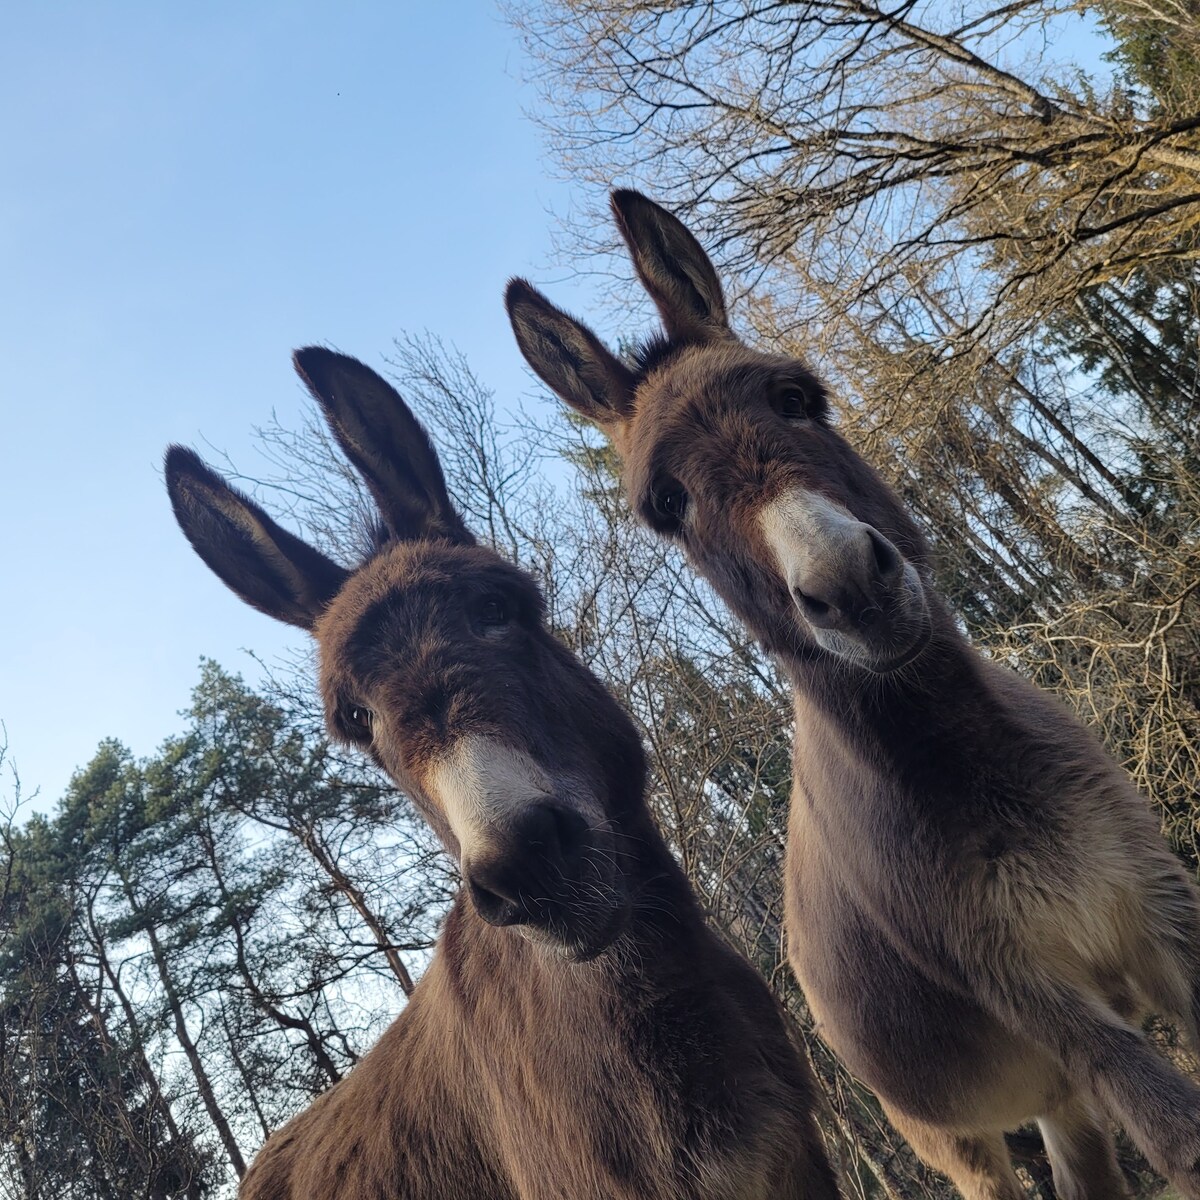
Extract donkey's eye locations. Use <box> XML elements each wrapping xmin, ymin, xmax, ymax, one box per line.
<box><xmin>774</xmin><ymin>387</ymin><xmax>811</xmax><ymax>420</ymax></box>
<box><xmin>345</xmin><ymin>705</ymin><xmax>374</xmax><ymax>739</ymax></box>
<box><xmin>651</xmin><ymin>483</ymin><xmax>688</xmax><ymax>531</ymax></box>
<box><xmin>477</xmin><ymin>595</ymin><xmax>509</xmax><ymax>630</ymax></box>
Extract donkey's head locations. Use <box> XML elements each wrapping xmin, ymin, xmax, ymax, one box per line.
<box><xmin>507</xmin><ymin>192</ymin><xmax>934</xmax><ymax>674</ymax></box>
<box><xmin>166</xmin><ymin>350</ymin><xmax>643</xmax><ymax>959</ymax></box>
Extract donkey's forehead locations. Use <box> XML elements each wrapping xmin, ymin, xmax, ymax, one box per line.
<box><xmin>635</xmin><ymin>340</ymin><xmax>767</xmax><ymax>403</ymax></box>
<box><xmin>314</xmin><ymin>542</ymin><xmax>537</xmax><ymax>655</ymax></box>
<box><xmin>624</xmin><ymin>342</ymin><xmax>805</xmax><ymax>477</ymax></box>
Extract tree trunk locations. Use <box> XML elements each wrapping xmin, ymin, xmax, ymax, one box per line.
<box><xmin>121</xmin><ymin>879</ymin><xmax>247</xmax><ymax>1179</ymax></box>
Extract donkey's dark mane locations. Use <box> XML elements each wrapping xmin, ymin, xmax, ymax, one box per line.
<box><xmin>629</xmin><ymin>331</ymin><xmax>701</xmax><ymax>381</ymax></box>
<box><xmin>361</xmin><ymin>515</ymin><xmax>393</xmax><ymax>559</ymax></box>
<box><xmin>358</xmin><ymin>516</ymin><xmax>484</xmax><ymax>565</ymax></box>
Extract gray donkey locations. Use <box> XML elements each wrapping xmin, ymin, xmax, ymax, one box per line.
<box><xmin>507</xmin><ymin>190</ymin><xmax>1200</xmax><ymax>1200</ymax></box>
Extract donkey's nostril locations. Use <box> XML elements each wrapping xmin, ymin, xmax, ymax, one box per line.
<box><xmin>867</xmin><ymin>529</ymin><xmax>902</xmax><ymax>581</ymax></box>
<box><xmin>468</xmin><ymin>879</ymin><xmax>526</xmax><ymax>927</ymax></box>
<box><xmin>793</xmin><ymin>586</ymin><xmax>849</xmax><ymax>632</ymax></box>
<box><xmin>794</xmin><ymin>588</ymin><xmax>831</xmax><ymax>620</ymax></box>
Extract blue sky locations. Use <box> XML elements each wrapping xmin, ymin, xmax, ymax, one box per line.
<box><xmin>0</xmin><ymin>3</ymin><xmax>605</xmax><ymax>808</ymax></box>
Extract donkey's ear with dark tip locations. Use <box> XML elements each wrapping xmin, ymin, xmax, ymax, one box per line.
<box><xmin>292</xmin><ymin>347</ymin><xmax>474</xmax><ymax>547</ymax></box>
<box><xmin>610</xmin><ymin>190</ymin><xmax>729</xmax><ymax>343</ymax></box>
<box><xmin>165</xmin><ymin>445</ymin><xmax>348</xmax><ymax>631</ymax></box>
<box><xmin>505</xmin><ymin>278</ymin><xmax>635</xmax><ymax>428</ymax></box>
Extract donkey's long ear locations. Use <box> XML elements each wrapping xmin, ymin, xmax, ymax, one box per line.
<box><xmin>293</xmin><ymin>347</ymin><xmax>474</xmax><ymax>546</ymax></box>
<box><xmin>166</xmin><ymin>446</ymin><xmax>349</xmax><ymax>630</ymax></box>
<box><xmin>505</xmin><ymin>278</ymin><xmax>636</xmax><ymax>429</ymax></box>
<box><xmin>611</xmin><ymin>190</ymin><xmax>729</xmax><ymax>343</ymax></box>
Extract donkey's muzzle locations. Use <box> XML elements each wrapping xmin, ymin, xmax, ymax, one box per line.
<box><xmin>790</xmin><ymin>523</ymin><xmax>905</xmax><ymax>636</ymax></box>
<box><xmin>466</xmin><ymin>802</ymin><xmax>593</xmax><ymax>929</ymax></box>
<box><xmin>760</xmin><ymin>487</ymin><xmax>930</xmax><ymax>672</ymax></box>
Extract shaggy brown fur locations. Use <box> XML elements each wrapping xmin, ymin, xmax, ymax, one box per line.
<box><xmin>165</xmin><ymin>347</ymin><xmax>839</xmax><ymax>1200</ymax></box>
<box><xmin>507</xmin><ymin>191</ymin><xmax>1200</xmax><ymax>1200</ymax></box>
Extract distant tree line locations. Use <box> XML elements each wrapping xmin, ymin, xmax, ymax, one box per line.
<box><xmin>0</xmin><ymin>666</ymin><xmax>449</xmax><ymax>1199</ymax></box>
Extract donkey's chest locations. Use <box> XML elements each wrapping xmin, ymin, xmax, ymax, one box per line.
<box><xmin>782</xmin><ymin>731</ymin><xmax>1086</xmax><ymax>1125</ymax></box>
<box><xmin>783</xmin><ymin>797</ymin><xmax>1062</xmax><ymax>1115</ymax></box>
<box><xmin>787</xmin><ymin>751</ymin><xmax>961</xmax><ymax>900</ymax></box>
<box><xmin>473</xmin><ymin>1001</ymin><xmax>789</xmax><ymax>1200</ymax></box>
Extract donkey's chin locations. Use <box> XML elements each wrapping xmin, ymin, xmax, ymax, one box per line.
<box><xmin>854</xmin><ymin>619</ymin><xmax>932</xmax><ymax>675</ymax></box>
<box><xmin>527</xmin><ymin>890</ymin><xmax>631</xmax><ymax>963</ymax></box>
<box><xmin>812</xmin><ymin>616</ymin><xmax>932</xmax><ymax>675</ymax></box>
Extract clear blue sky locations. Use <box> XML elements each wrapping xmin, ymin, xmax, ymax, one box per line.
<box><xmin>0</xmin><ymin>3</ymin><xmax>602</xmax><ymax>809</ymax></box>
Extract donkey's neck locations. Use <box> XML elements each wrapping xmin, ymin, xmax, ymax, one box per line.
<box><xmin>784</xmin><ymin>601</ymin><xmax>1011</xmax><ymax>801</ymax></box>
<box><xmin>407</xmin><ymin>793</ymin><xmax>817</xmax><ymax>1200</ymax></box>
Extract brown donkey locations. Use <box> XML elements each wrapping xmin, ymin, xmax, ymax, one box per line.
<box><xmin>507</xmin><ymin>193</ymin><xmax>1200</xmax><ymax>1200</ymax></box>
<box><xmin>165</xmin><ymin>347</ymin><xmax>839</xmax><ymax>1200</ymax></box>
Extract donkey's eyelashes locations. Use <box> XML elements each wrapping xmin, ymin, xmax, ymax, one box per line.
<box><xmin>474</xmin><ymin>594</ymin><xmax>510</xmax><ymax>636</ymax></box>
